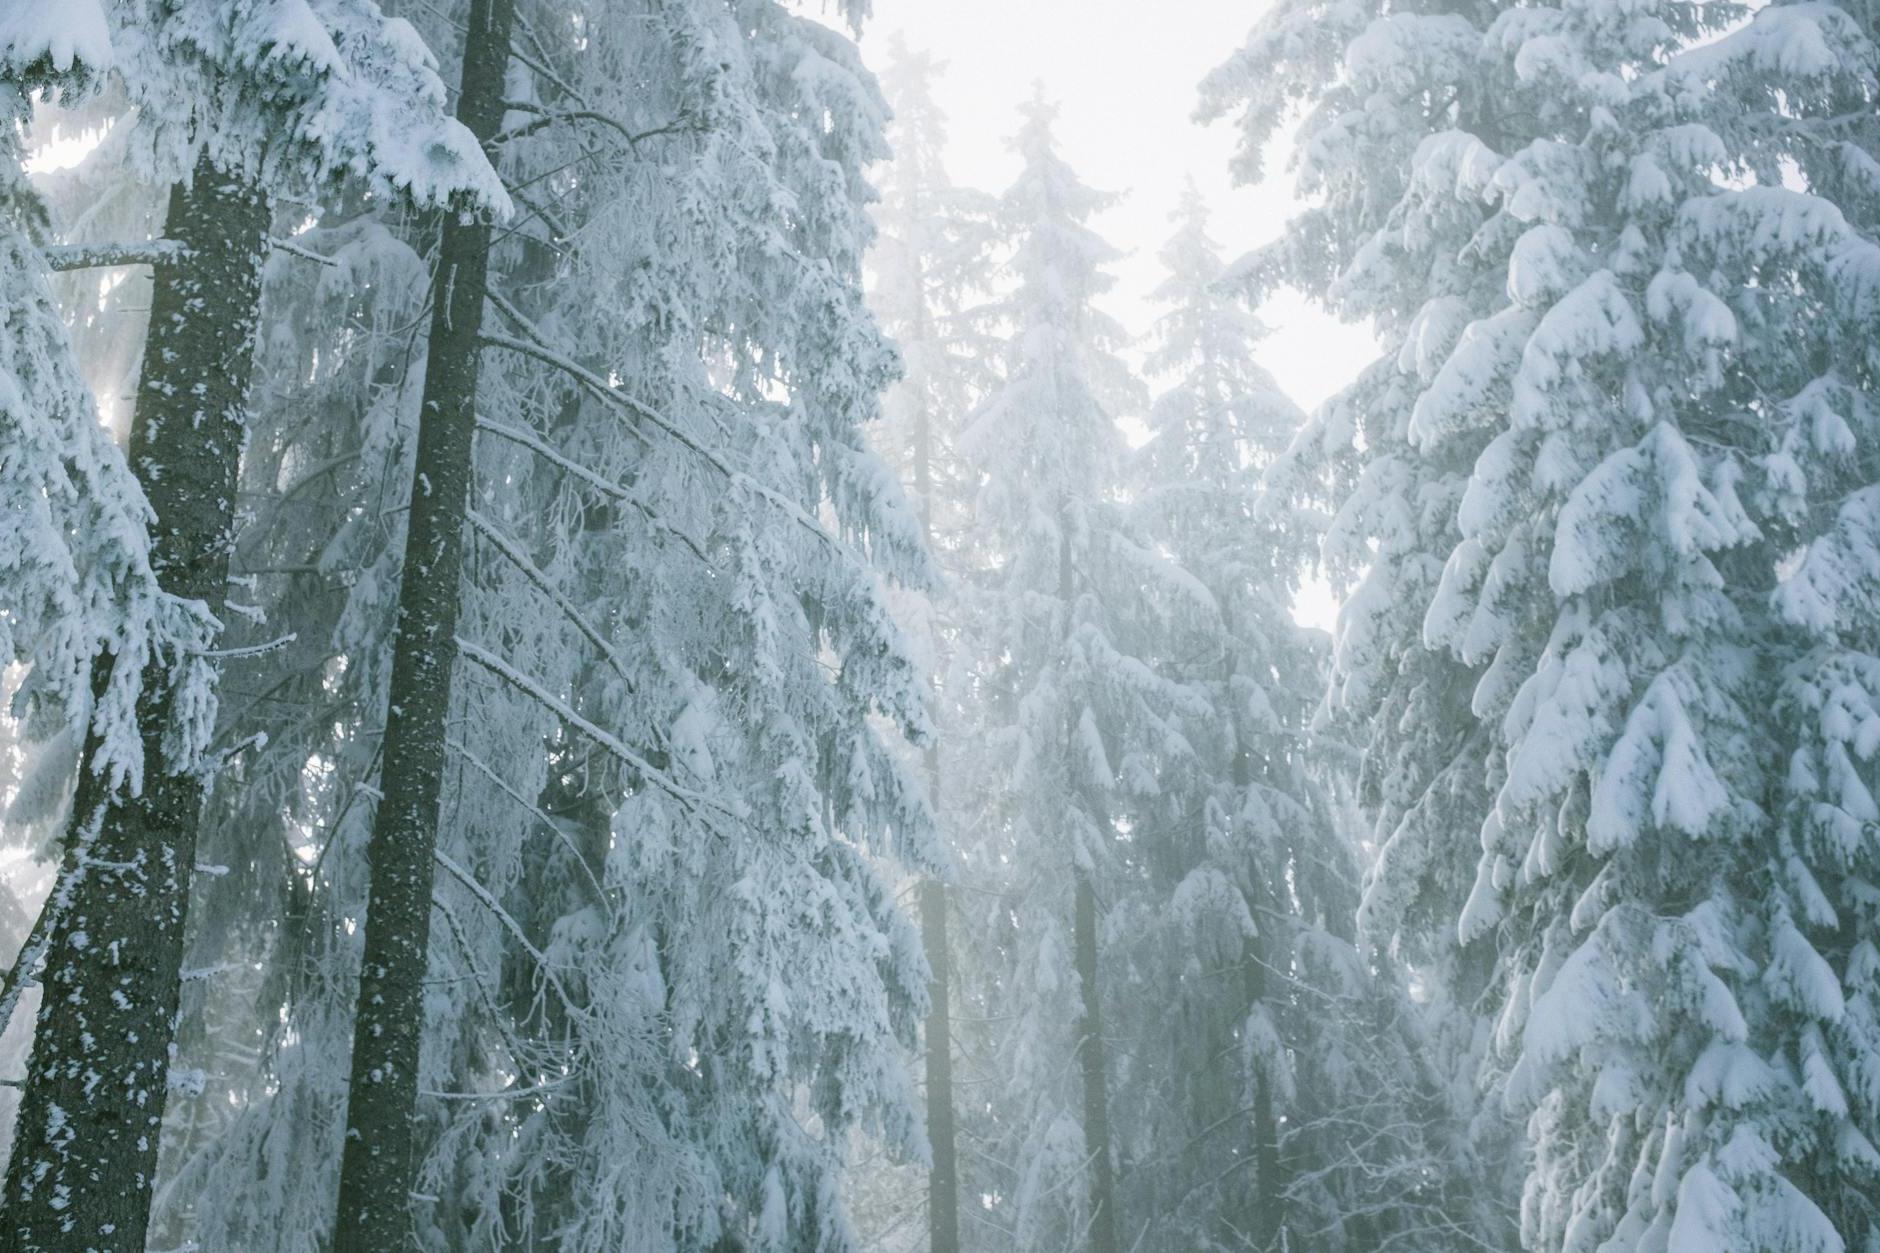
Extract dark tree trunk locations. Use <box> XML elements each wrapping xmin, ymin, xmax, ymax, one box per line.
<box><xmin>0</xmin><ymin>156</ymin><xmax>269</xmax><ymax>1253</ymax></box>
<box><xmin>1057</xmin><ymin>514</ymin><xmax>1118</xmax><ymax>1253</ymax></box>
<box><xmin>920</xmin><ymin>868</ymin><xmax>960</xmax><ymax>1253</ymax></box>
<box><xmin>329</xmin><ymin>0</ymin><xmax>513</xmax><ymax>1245</ymax></box>
<box><xmin>1244</xmin><ymin>941</ymin><xmax>1284</xmax><ymax>1252</ymax></box>
<box><xmin>908</xmin><ymin>328</ymin><xmax>961</xmax><ymax>1253</ymax></box>
<box><xmin>1072</xmin><ymin>867</ymin><xmax>1119</xmax><ymax>1253</ymax></box>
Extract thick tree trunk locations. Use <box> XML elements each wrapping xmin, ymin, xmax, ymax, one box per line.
<box><xmin>1072</xmin><ymin>867</ymin><xmax>1118</xmax><ymax>1253</ymax></box>
<box><xmin>330</xmin><ymin>1</ymin><xmax>513</xmax><ymax>1245</ymax></box>
<box><xmin>0</xmin><ymin>156</ymin><xmax>269</xmax><ymax>1253</ymax></box>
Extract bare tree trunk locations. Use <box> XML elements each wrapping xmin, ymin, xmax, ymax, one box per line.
<box><xmin>920</xmin><ymin>866</ymin><xmax>960</xmax><ymax>1253</ymax></box>
<box><xmin>330</xmin><ymin>1</ymin><xmax>513</xmax><ymax>1245</ymax></box>
<box><xmin>907</xmin><ymin>334</ymin><xmax>961</xmax><ymax>1253</ymax></box>
<box><xmin>0</xmin><ymin>155</ymin><xmax>269</xmax><ymax>1253</ymax></box>
<box><xmin>1244</xmin><ymin>940</ymin><xmax>1284</xmax><ymax>1252</ymax></box>
<box><xmin>1058</xmin><ymin>517</ymin><xmax>1118</xmax><ymax>1253</ymax></box>
<box><xmin>1072</xmin><ymin>866</ymin><xmax>1119</xmax><ymax>1253</ymax></box>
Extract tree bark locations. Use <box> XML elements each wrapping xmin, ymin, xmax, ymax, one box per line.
<box><xmin>0</xmin><ymin>156</ymin><xmax>269</xmax><ymax>1253</ymax></box>
<box><xmin>1072</xmin><ymin>866</ymin><xmax>1118</xmax><ymax>1253</ymax></box>
<box><xmin>920</xmin><ymin>869</ymin><xmax>959</xmax><ymax>1253</ymax></box>
<box><xmin>907</xmin><ymin>314</ymin><xmax>961</xmax><ymax>1253</ymax></box>
<box><xmin>1057</xmin><ymin>510</ymin><xmax>1119</xmax><ymax>1253</ymax></box>
<box><xmin>330</xmin><ymin>1</ymin><xmax>513</xmax><ymax>1245</ymax></box>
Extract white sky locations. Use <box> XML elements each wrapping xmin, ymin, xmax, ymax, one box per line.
<box><xmin>857</xmin><ymin>0</ymin><xmax>1369</xmax><ymax>628</ymax></box>
<box><xmin>860</xmin><ymin>0</ymin><xmax>1374</xmax><ymax>416</ymax></box>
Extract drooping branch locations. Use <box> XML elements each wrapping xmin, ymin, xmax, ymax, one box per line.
<box><xmin>431</xmin><ymin>851</ymin><xmax>579</xmax><ymax>1020</ymax></box>
<box><xmin>454</xmin><ymin>636</ymin><xmax>736</xmax><ymax>827</ymax></box>
<box><xmin>42</xmin><ymin>234</ymin><xmax>338</xmax><ymax>273</ymax></box>
<box><xmin>479</xmin><ymin>299</ymin><xmax>854</xmax><ymax>564</ymax></box>
<box><xmin>474</xmin><ymin>418</ymin><xmax>712</xmax><ymax>564</ymax></box>
<box><xmin>446</xmin><ymin>737</ymin><xmax>612</xmax><ymax>911</ymax></box>
<box><xmin>495</xmin><ymin>98</ymin><xmax>697</xmax><ymax>150</ymax></box>
<box><xmin>466</xmin><ymin>507</ymin><xmax>634</xmax><ymax>687</ymax></box>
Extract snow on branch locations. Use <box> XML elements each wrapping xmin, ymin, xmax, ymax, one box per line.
<box><xmin>466</xmin><ymin>507</ymin><xmax>635</xmax><ymax>687</ymax></box>
<box><xmin>480</xmin><ymin>292</ymin><xmax>855</xmax><ymax>564</ymax></box>
<box><xmin>446</xmin><ymin>737</ymin><xmax>611</xmax><ymax>911</ymax></box>
<box><xmin>432</xmin><ymin>849</ymin><xmax>579</xmax><ymax>1020</ymax></box>
<box><xmin>473</xmin><ymin>419</ymin><xmax>711</xmax><ymax>563</ymax></box>
<box><xmin>495</xmin><ymin>99</ymin><xmax>699</xmax><ymax>150</ymax></box>
<box><xmin>43</xmin><ymin>236</ymin><xmax>338</xmax><ymax>272</ymax></box>
<box><xmin>453</xmin><ymin>636</ymin><xmax>736</xmax><ymax>827</ymax></box>
<box><xmin>42</xmin><ymin>239</ymin><xmax>189</xmax><ymax>271</ymax></box>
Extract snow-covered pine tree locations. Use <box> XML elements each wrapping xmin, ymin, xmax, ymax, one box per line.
<box><xmin>141</xmin><ymin>2</ymin><xmax>938</xmax><ymax>1249</ymax></box>
<box><xmin>1113</xmin><ymin>184</ymin><xmax>1488</xmax><ymax>1252</ymax></box>
<box><xmin>1120</xmin><ymin>183</ymin><xmax>1309</xmax><ymax>1250</ymax></box>
<box><xmin>1206</xmin><ymin>0</ymin><xmax>1880</xmax><ymax>1246</ymax></box>
<box><xmin>0</xmin><ymin>4</ymin><xmax>503</xmax><ymax>1247</ymax></box>
<box><xmin>859</xmin><ymin>36</ymin><xmax>999</xmax><ymax>1253</ymax></box>
<box><xmin>958</xmin><ymin>92</ymin><xmax>1207</xmax><ymax>1253</ymax></box>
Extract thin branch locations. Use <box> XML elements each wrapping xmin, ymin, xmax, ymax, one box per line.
<box><xmin>466</xmin><ymin>507</ymin><xmax>634</xmax><ymax>688</ymax></box>
<box><xmin>453</xmin><ymin>636</ymin><xmax>735</xmax><ymax>828</ymax></box>
<box><xmin>432</xmin><ymin>850</ymin><xmax>578</xmax><ymax>1021</ymax></box>
<box><xmin>495</xmin><ymin>100</ymin><xmax>696</xmax><ymax>151</ymax></box>
<box><xmin>474</xmin><ymin>418</ymin><xmax>713</xmax><ymax>565</ymax></box>
<box><xmin>478</xmin><ymin>303</ymin><xmax>851</xmax><ymax>564</ymax></box>
<box><xmin>191</xmin><ymin>633</ymin><xmax>296</xmax><ymax>660</ymax></box>
<box><xmin>446</xmin><ymin>737</ymin><xmax>611</xmax><ymax>913</ymax></box>
<box><xmin>269</xmin><ymin>235</ymin><xmax>340</xmax><ymax>267</ymax></box>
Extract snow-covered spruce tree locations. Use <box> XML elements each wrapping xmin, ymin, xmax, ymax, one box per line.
<box><xmin>405</xmin><ymin>3</ymin><xmax>937</xmax><ymax>1248</ymax></box>
<box><xmin>150</xmin><ymin>1</ymin><xmax>937</xmax><ymax>1248</ymax></box>
<box><xmin>1207</xmin><ymin>0</ymin><xmax>1880</xmax><ymax>1246</ymax></box>
<box><xmin>958</xmin><ymin>94</ymin><xmax>1205</xmax><ymax>1253</ymax></box>
<box><xmin>1201</xmin><ymin>12</ymin><xmax>1528</xmax><ymax>1245</ymax></box>
<box><xmin>0</xmin><ymin>4</ymin><xmax>502</xmax><ymax>1248</ymax></box>
<box><xmin>1111</xmin><ymin>185</ymin><xmax>1468</xmax><ymax>1252</ymax></box>
<box><xmin>854</xmin><ymin>36</ymin><xmax>999</xmax><ymax>1253</ymax></box>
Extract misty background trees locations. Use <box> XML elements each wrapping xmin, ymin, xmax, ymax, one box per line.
<box><xmin>2</xmin><ymin>0</ymin><xmax>1878</xmax><ymax>1251</ymax></box>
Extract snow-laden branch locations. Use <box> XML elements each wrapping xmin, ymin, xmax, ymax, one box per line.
<box><xmin>446</xmin><ymin>737</ymin><xmax>611</xmax><ymax>911</ymax></box>
<box><xmin>479</xmin><ymin>292</ymin><xmax>856</xmax><ymax>564</ymax></box>
<box><xmin>495</xmin><ymin>99</ymin><xmax>697</xmax><ymax>150</ymax></box>
<box><xmin>466</xmin><ymin>507</ymin><xmax>634</xmax><ymax>687</ymax></box>
<box><xmin>43</xmin><ymin>239</ymin><xmax>190</xmax><ymax>271</ymax></box>
<box><xmin>268</xmin><ymin>236</ymin><xmax>339</xmax><ymax>267</ymax></box>
<box><xmin>43</xmin><ymin>235</ymin><xmax>339</xmax><ymax>273</ymax></box>
<box><xmin>473</xmin><ymin>419</ymin><xmax>711</xmax><ymax>563</ymax></box>
<box><xmin>432</xmin><ymin>849</ymin><xmax>579</xmax><ymax>1020</ymax></box>
<box><xmin>453</xmin><ymin>636</ymin><xmax>737</xmax><ymax>827</ymax></box>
